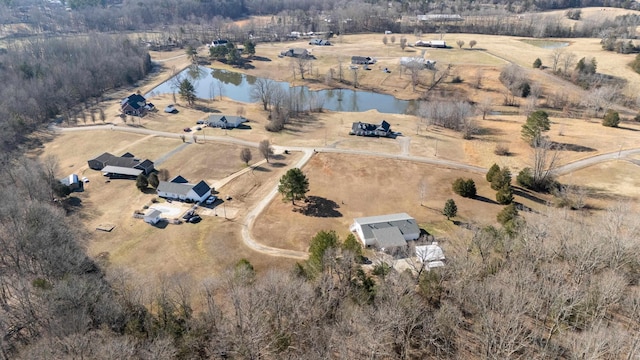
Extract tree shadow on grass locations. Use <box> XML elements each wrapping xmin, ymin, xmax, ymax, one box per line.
<box><xmin>251</xmin><ymin>166</ymin><xmax>271</xmax><ymax>172</ymax></box>
<box><xmin>551</xmin><ymin>141</ymin><xmax>596</xmax><ymax>152</ymax></box>
<box><xmin>252</xmin><ymin>56</ymin><xmax>272</xmax><ymax>62</ymax></box>
<box><xmin>269</xmin><ymin>162</ymin><xmax>286</xmax><ymax>168</ymax></box>
<box><xmin>294</xmin><ymin>196</ymin><xmax>342</xmax><ymax>217</ymax></box>
<box><xmin>513</xmin><ymin>188</ymin><xmax>548</xmax><ymax>205</ymax></box>
<box><xmin>473</xmin><ymin>195</ymin><xmax>498</xmax><ymax>205</ymax></box>
<box><xmin>152</xmin><ymin>221</ymin><xmax>169</xmax><ymax>229</ymax></box>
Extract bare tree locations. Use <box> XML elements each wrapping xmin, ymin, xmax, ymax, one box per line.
<box><xmin>400</xmin><ymin>37</ymin><xmax>407</xmax><ymax>51</ymax></box>
<box><xmin>550</xmin><ymin>48</ymin><xmax>564</xmax><ymax>72</ymax></box>
<box><xmin>581</xmin><ymin>86</ymin><xmax>619</xmax><ymax>118</ymax></box>
<box><xmin>456</xmin><ymin>40</ymin><xmax>465</xmax><ymax>49</ymax></box>
<box><xmin>469</xmin><ymin>40</ymin><xmax>477</xmax><ymax>49</ymax></box>
<box><xmin>240</xmin><ymin>148</ymin><xmax>252</xmax><ymax>165</ymax></box>
<box><xmin>531</xmin><ymin>137</ymin><xmax>561</xmax><ymax>189</ymax></box>
<box><xmin>478</xmin><ymin>97</ymin><xmax>492</xmax><ymax>120</ymax></box>
<box><xmin>258</xmin><ymin>139</ymin><xmax>273</xmax><ymax>163</ymax></box>
<box><xmin>382</xmin><ymin>36</ymin><xmax>388</xmax><ymax>46</ymax></box>
<box><xmin>250</xmin><ymin>78</ymin><xmax>275</xmax><ymax>111</ymax></box>
<box><xmin>471</xmin><ymin>69</ymin><xmax>484</xmax><ymax>89</ymax></box>
<box><xmin>337</xmin><ymin>56</ymin><xmax>344</xmax><ymax>83</ymax></box>
<box><xmin>390</xmin><ymin>35</ymin><xmax>396</xmax><ymax>45</ymax></box>
<box><xmin>351</xmin><ymin>67</ymin><xmax>358</xmax><ymax>88</ymax></box>
<box><xmin>561</xmin><ymin>51</ymin><xmax>576</xmax><ymax>74</ymax></box>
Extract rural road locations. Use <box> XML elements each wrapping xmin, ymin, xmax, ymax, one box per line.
<box><xmin>52</xmin><ymin>124</ymin><xmax>640</xmax><ymax>259</ymax></box>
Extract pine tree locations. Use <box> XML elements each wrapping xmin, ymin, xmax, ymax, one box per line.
<box><xmin>443</xmin><ymin>199</ymin><xmax>458</xmax><ymax>220</ymax></box>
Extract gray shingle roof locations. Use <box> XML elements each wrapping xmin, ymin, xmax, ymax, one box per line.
<box><xmin>354</xmin><ymin>213</ymin><xmax>420</xmax><ymax>242</ymax></box>
<box><xmin>372</xmin><ymin>227</ymin><xmax>407</xmax><ymax>248</ymax></box>
<box><xmin>157</xmin><ymin>181</ymin><xmax>192</xmax><ymax>196</ymax></box>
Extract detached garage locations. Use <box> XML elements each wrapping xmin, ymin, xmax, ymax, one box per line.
<box><xmin>144</xmin><ymin>209</ymin><xmax>163</xmax><ymax>225</ymax></box>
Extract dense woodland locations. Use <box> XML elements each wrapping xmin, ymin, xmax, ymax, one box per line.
<box><xmin>0</xmin><ymin>0</ymin><xmax>640</xmax><ymax>359</ymax></box>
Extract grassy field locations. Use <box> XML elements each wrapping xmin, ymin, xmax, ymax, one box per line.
<box><xmin>35</xmin><ymin>26</ymin><xmax>640</xmax><ymax>284</ymax></box>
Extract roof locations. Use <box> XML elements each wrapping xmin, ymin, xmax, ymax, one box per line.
<box><xmin>416</xmin><ymin>244</ymin><xmax>445</xmax><ymax>262</ymax></box>
<box><xmin>121</xmin><ymin>152</ymin><xmax>135</xmax><ymax>158</ymax></box>
<box><xmin>101</xmin><ymin>166</ymin><xmax>143</xmax><ymax>176</ymax></box>
<box><xmin>191</xmin><ymin>180</ymin><xmax>211</xmax><ymax>197</ymax></box>
<box><xmin>170</xmin><ymin>175</ymin><xmax>189</xmax><ymax>183</ymax></box>
<box><xmin>121</xmin><ymin>94</ymin><xmax>146</xmax><ymax>110</ymax></box>
<box><xmin>107</xmin><ymin>156</ymin><xmax>140</xmax><ymax>168</ymax></box>
<box><xmin>207</xmin><ymin>115</ymin><xmax>247</xmax><ymax>125</ymax></box>
<box><xmin>145</xmin><ymin>209</ymin><xmax>162</xmax><ymax>218</ymax></box>
<box><xmin>136</xmin><ymin>159</ymin><xmax>155</xmax><ymax>170</ymax></box>
<box><xmin>91</xmin><ymin>152</ymin><xmax>115</xmax><ymax>163</ymax></box>
<box><xmin>157</xmin><ymin>181</ymin><xmax>192</xmax><ymax>196</ymax></box>
<box><xmin>354</xmin><ymin>213</ymin><xmax>420</xmax><ymax>241</ymax></box>
<box><xmin>372</xmin><ymin>227</ymin><xmax>408</xmax><ymax>248</ymax></box>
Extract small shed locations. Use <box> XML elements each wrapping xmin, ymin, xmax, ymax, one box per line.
<box><xmin>61</xmin><ymin>174</ymin><xmax>81</xmax><ymax>191</ymax></box>
<box><xmin>144</xmin><ymin>209</ymin><xmax>163</xmax><ymax>224</ymax></box>
<box><xmin>415</xmin><ymin>243</ymin><xmax>446</xmax><ymax>269</ymax></box>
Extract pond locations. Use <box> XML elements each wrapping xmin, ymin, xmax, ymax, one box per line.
<box><xmin>146</xmin><ymin>66</ymin><xmax>416</xmax><ymax>115</ymax></box>
<box><xmin>519</xmin><ymin>39</ymin><xmax>570</xmax><ymax>49</ymax></box>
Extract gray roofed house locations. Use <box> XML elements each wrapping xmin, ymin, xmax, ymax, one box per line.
<box><xmin>157</xmin><ymin>178</ymin><xmax>212</xmax><ymax>203</ymax></box>
<box><xmin>88</xmin><ymin>152</ymin><xmax>154</xmax><ymax>175</ymax></box>
<box><xmin>120</xmin><ymin>93</ymin><xmax>147</xmax><ymax>116</ymax></box>
<box><xmin>350</xmin><ymin>120</ymin><xmax>392</xmax><ymax>137</ymax></box>
<box><xmin>350</xmin><ymin>213</ymin><xmax>421</xmax><ymax>248</ymax></box>
<box><xmin>207</xmin><ymin>115</ymin><xmax>248</xmax><ymax>129</ymax></box>
<box><xmin>280</xmin><ymin>48</ymin><xmax>310</xmax><ymax>58</ymax></box>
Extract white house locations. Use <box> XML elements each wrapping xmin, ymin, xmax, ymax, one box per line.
<box><xmin>415</xmin><ymin>243</ymin><xmax>446</xmax><ymax>268</ymax></box>
<box><xmin>350</xmin><ymin>213</ymin><xmax>421</xmax><ymax>248</ymax></box>
<box><xmin>144</xmin><ymin>209</ymin><xmax>163</xmax><ymax>225</ymax></box>
<box><xmin>156</xmin><ymin>180</ymin><xmax>212</xmax><ymax>203</ymax></box>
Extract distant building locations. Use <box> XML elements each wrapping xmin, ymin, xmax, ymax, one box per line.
<box><xmin>206</xmin><ymin>114</ymin><xmax>248</xmax><ymax>129</ymax></box>
<box><xmin>416</xmin><ymin>14</ymin><xmax>463</xmax><ymax>22</ymax></box>
<box><xmin>350</xmin><ymin>213</ymin><xmax>421</xmax><ymax>249</ymax></box>
<box><xmin>210</xmin><ymin>39</ymin><xmax>229</xmax><ymax>47</ymax></box>
<box><xmin>349</xmin><ymin>120</ymin><xmax>392</xmax><ymax>137</ymax></box>
<box><xmin>415</xmin><ymin>40</ymin><xmax>447</xmax><ymax>48</ymax></box>
<box><xmin>120</xmin><ymin>93</ymin><xmax>148</xmax><ymax>116</ymax></box>
<box><xmin>280</xmin><ymin>48</ymin><xmax>311</xmax><ymax>58</ymax></box>
<box><xmin>400</xmin><ymin>57</ymin><xmax>436</xmax><ymax>69</ymax></box>
<box><xmin>351</xmin><ymin>56</ymin><xmax>377</xmax><ymax>65</ymax></box>
<box><xmin>60</xmin><ymin>173</ymin><xmax>81</xmax><ymax>191</ymax></box>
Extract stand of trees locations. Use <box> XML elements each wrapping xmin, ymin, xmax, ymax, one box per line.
<box><xmin>0</xmin><ymin>35</ymin><xmax>151</xmax><ymax>153</ymax></box>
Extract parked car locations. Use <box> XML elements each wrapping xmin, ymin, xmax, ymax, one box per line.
<box><xmin>81</xmin><ymin>177</ymin><xmax>89</xmax><ymax>183</ymax></box>
<box><xmin>164</xmin><ymin>104</ymin><xmax>177</xmax><ymax>113</ymax></box>
<box><xmin>205</xmin><ymin>196</ymin><xmax>217</xmax><ymax>205</ymax></box>
<box><xmin>188</xmin><ymin>215</ymin><xmax>202</xmax><ymax>223</ymax></box>
<box><xmin>196</xmin><ymin>127</ymin><xmax>202</xmax><ymax>131</ymax></box>
<box><xmin>182</xmin><ymin>211</ymin><xmax>194</xmax><ymax>220</ymax></box>
<box><xmin>196</xmin><ymin>120</ymin><xmax>205</xmax><ymax>124</ymax></box>
<box><xmin>183</xmin><ymin>127</ymin><xmax>192</xmax><ymax>132</ymax></box>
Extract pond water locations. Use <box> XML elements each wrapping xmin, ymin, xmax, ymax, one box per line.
<box><xmin>146</xmin><ymin>66</ymin><xmax>416</xmax><ymax>114</ymax></box>
<box><xmin>519</xmin><ymin>39</ymin><xmax>570</xmax><ymax>49</ymax></box>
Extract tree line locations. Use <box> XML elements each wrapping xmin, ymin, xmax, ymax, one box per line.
<box><xmin>0</xmin><ymin>34</ymin><xmax>151</xmax><ymax>153</ymax></box>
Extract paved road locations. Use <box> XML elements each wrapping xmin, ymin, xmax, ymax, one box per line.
<box><xmin>52</xmin><ymin>124</ymin><xmax>640</xmax><ymax>259</ymax></box>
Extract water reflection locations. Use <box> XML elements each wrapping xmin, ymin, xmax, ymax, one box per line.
<box><xmin>147</xmin><ymin>66</ymin><xmax>414</xmax><ymax>114</ymax></box>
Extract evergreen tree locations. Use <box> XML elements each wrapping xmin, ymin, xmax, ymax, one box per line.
<box><xmin>533</xmin><ymin>58</ymin><xmax>542</xmax><ymax>68</ymax></box>
<box><xmin>521</xmin><ymin>110</ymin><xmax>550</xmax><ymax>146</ymax></box>
<box><xmin>602</xmin><ymin>109</ymin><xmax>620</xmax><ymax>127</ymax></box>
<box><xmin>178</xmin><ymin>79</ymin><xmax>196</xmax><ymax>106</ymax></box>
<box><xmin>278</xmin><ymin>168</ymin><xmax>309</xmax><ymax>205</ymax></box>
<box><xmin>148</xmin><ymin>172</ymin><xmax>159</xmax><ymax>189</ymax></box>
<box><xmin>443</xmin><ymin>199</ymin><xmax>458</xmax><ymax>220</ymax></box>
<box><xmin>136</xmin><ymin>174</ymin><xmax>148</xmax><ymax>191</ymax></box>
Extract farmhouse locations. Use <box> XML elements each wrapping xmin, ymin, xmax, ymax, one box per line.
<box><xmin>400</xmin><ymin>57</ymin><xmax>436</xmax><ymax>69</ymax></box>
<box><xmin>349</xmin><ymin>120</ymin><xmax>392</xmax><ymax>137</ymax></box>
<box><xmin>120</xmin><ymin>93</ymin><xmax>147</xmax><ymax>116</ymax></box>
<box><xmin>415</xmin><ymin>40</ymin><xmax>447</xmax><ymax>48</ymax></box>
<box><xmin>143</xmin><ymin>209</ymin><xmax>163</xmax><ymax>225</ymax></box>
<box><xmin>415</xmin><ymin>243</ymin><xmax>446</xmax><ymax>268</ymax></box>
<box><xmin>351</xmin><ymin>56</ymin><xmax>377</xmax><ymax>65</ymax></box>
<box><xmin>280</xmin><ymin>48</ymin><xmax>310</xmax><ymax>58</ymax></box>
<box><xmin>350</xmin><ymin>213</ymin><xmax>421</xmax><ymax>249</ymax></box>
<box><xmin>157</xmin><ymin>179</ymin><xmax>212</xmax><ymax>203</ymax></box>
<box><xmin>206</xmin><ymin>114</ymin><xmax>248</xmax><ymax>128</ymax></box>
<box><xmin>87</xmin><ymin>152</ymin><xmax>155</xmax><ymax>177</ymax></box>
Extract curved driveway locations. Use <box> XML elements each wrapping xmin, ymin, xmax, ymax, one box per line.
<box><xmin>53</xmin><ymin>124</ymin><xmax>640</xmax><ymax>259</ymax></box>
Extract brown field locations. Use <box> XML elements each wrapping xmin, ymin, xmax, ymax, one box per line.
<box><xmin>36</xmin><ymin>27</ymin><xmax>640</xmax><ymax>283</ymax></box>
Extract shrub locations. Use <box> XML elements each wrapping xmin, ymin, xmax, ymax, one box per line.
<box><xmin>490</xmin><ymin>167</ymin><xmax>512</xmax><ymax>191</ymax></box>
<box><xmin>452</xmin><ymin>178</ymin><xmax>477</xmax><ymax>198</ymax></box>
<box><xmin>494</xmin><ymin>144</ymin><xmax>510</xmax><ymax>156</ymax></box>
<box><xmin>497</xmin><ymin>203</ymin><xmax>518</xmax><ymax>225</ymax></box>
<box><xmin>519</xmin><ymin>82</ymin><xmax>531</xmax><ymax>98</ymax></box>
<box><xmin>516</xmin><ymin>168</ymin><xmax>535</xmax><ymax>189</ymax></box>
<box><xmin>496</xmin><ymin>185</ymin><xmax>514</xmax><ymax>205</ymax></box>
<box><xmin>451</xmin><ymin>76</ymin><xmax>463</xmax><ymax>83</ymax></box>
<box><xmin>533</xmin><ymin>58</ymin><xmax>542</xmax><ymax>68</ymax></box>
<box><xmin>602</xmin><ymin>109</ymin><xmax>620</xmax><ymax>127</ymax></box>
<box><xmin>486</xmin><ymin>163</ymin><xmax>500</xmax><ymax>183</ymax></box>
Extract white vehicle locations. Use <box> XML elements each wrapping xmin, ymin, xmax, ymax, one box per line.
<box><xmin>205</xmin><ymin>196</ymin><xmax>217</xmax><ymax>205</ymax></box>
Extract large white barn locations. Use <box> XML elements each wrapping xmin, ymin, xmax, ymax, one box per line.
<box><xmin>349</xmin><ymin>213</ymin><xmax>421</xmax><ymax>249</ymax></box>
